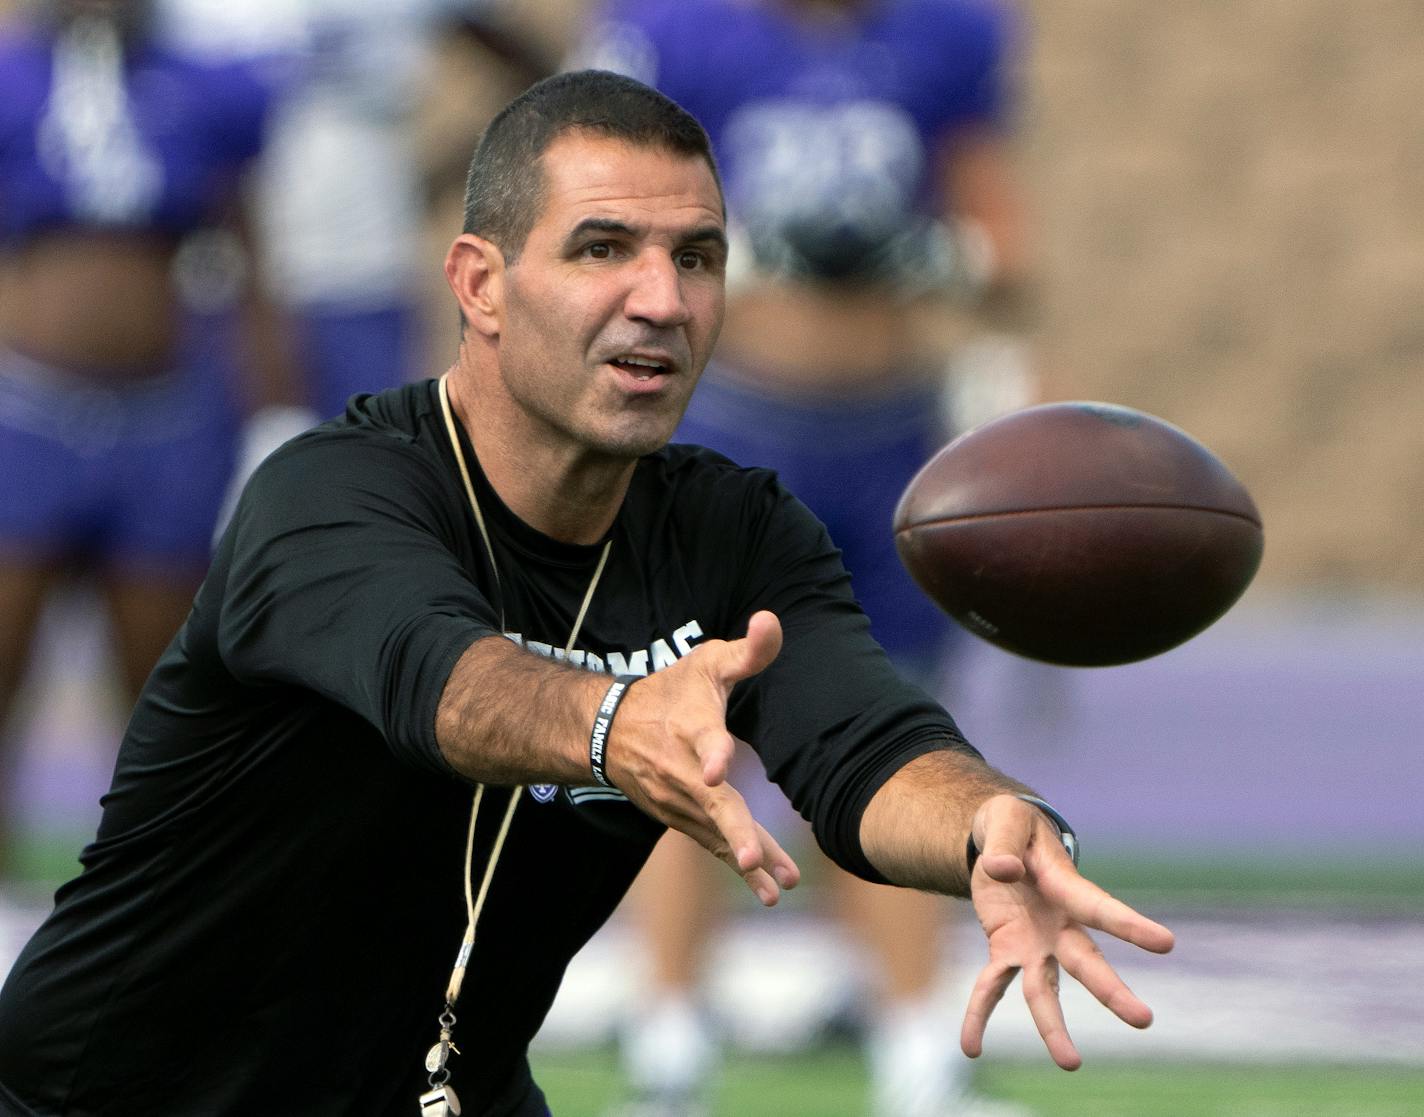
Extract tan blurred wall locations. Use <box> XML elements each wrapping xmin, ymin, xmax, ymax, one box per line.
<box><xmin>1021</xmin><ymin>1</ymin><xmax>1424</xmax><ymax>591</ymax></box>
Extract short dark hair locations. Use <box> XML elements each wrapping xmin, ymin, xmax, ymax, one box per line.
<box><xmin>462</xmin><ymin>70</ymin><xmax>723</xmax><ymax>262</ymax></box>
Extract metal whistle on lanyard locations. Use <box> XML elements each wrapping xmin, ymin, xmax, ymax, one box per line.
<box><xmin>418</xmin><ymin>1083</ymin><xmax>461</xmax><ymax>1115</ymax></box>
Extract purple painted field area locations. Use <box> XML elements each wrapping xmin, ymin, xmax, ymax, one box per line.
<box><xmin>939</xmin><ymin>593</ymin><xmax>1423</xmax><ymax>855</ymax></box>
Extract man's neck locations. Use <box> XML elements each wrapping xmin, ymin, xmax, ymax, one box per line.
<box><xmin>445</xmin><ymin>367</ymin><xmax>635</xmax><ymax>546</ymax></box>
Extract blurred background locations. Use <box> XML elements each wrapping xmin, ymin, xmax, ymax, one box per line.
<box><xmin>0</xmin><ymin>1</ymin><xmax>1420</xmax><ymax>1114</ymax></box>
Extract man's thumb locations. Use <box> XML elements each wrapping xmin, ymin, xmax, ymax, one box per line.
<box><xmin>720</xmin><ymin>610</ymin><xmax>782</xmax><ymax>684</ymax></box>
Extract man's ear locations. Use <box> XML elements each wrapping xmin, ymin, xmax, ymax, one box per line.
<box><xmin>444</xmin><ymin>234</ymin><xmax>505</xmax><ymax>339</ymax></box>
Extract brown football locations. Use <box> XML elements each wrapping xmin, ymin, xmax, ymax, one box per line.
<box><xmin>893</xmin><ymin>402</ymin><xmax>1264</xmax><ymax>666</ymax></box>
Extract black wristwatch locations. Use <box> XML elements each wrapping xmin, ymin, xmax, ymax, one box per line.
<box><xmin>966</xmin><ymin>793</ymin><xmax>1080</xmax><ymax>873</ymax></box>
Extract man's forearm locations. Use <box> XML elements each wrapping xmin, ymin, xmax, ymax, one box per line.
<box><xmin>434</xmin><ymin>635</ymin><xmax>609</xmax><ymax>785</ymax></box>
<box><xmin>859</xmin><ymin>749</ymin><xmax>1034</xmax><ymax>897</ymax></box>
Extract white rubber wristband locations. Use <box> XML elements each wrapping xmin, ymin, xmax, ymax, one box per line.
<box><xmin>589</xmin><ymin>676</ymin><xmax>637</xmax><ymax>787</ymax></box>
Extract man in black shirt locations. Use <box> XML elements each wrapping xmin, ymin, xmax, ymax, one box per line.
<box><xmin>0</xmin><ymin>71</ymin><xmax>1173</xmax><ymax>1117</ymax></box>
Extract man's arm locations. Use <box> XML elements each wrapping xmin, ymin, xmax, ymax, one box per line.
<box><xmin>859</xmin><ymin>748</ymin><xmax>1034</xmax><ymax>896</ymax></box>
<box><xmin>940</xmin><ymin>128</ymin><xmax>1033</xmax><ymax>330</ymax></box>
<box><xmin>434</xmin><ymin>612</ymin><xmax>801</xmax><ymax>906</ymax></box>
<box><xmin>861</xmin><ymin>751</ymin><xmax>1176</xmax><ymax>1070</ymax></box>
<box><xmin>435</xmin><ymin>635</ymin><xmax>610</xmax><ymax>787</ymax></box>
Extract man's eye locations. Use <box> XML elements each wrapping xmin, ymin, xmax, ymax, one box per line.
<box><xmin>585</xmin><ymin>242</ymin><xmax>612</xmax><ymax>259</ymax></box>
<box><xmin>676</xmin><ymin>250</ymin><xmax>704</xmax><ymax>270</ymax></box>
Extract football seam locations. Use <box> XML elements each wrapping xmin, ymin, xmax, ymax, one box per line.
<box><xmin>896</xmin><ymin>504</ymin><xmax>1263</xmax><ymax>532</ymax></box>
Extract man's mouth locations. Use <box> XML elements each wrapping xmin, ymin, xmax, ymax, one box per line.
<box><xmin>608</xmin><ymin>354</ymin><xmax>672</xmax><ymax>382</ymax></box>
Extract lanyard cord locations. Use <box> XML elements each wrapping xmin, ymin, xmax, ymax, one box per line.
<box><xmin>435</xmin><ymin>372</ymin><xmax>612</xmax><ymax>1008</ymax></box>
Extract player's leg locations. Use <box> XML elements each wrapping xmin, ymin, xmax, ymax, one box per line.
<box><xmin>0</xmin><ymin>367</ymin><xmax>72</xmax><ymax>724</ymax></box>
<box><xmin>817</xmin><ymin>427</ymin><xmax>966</xmax><ymax>1117</ymax></box>
<box><xmin>628</xmin><ymin>830</ymin><xmax>723</xmax><ymax>999</ymax></box>
<box><xmin>610</xmin><ymin>828</ymin><xmax>721</xmax><ymax>1117</ymax></box>
<box><xmin>102</xmin><ymin>359</ymin><xmax>237</xmax><ymax>700</ymax></box>
<box><xmin>0</xmin><ymin>559</ymin><xmax>65</xmax><ymax>879</ymax></box>
<box><xmin>98</xmin><ymin>572</ymin><xmax>203</xmax><ymax>702</ymax></box>
<box><xmin>294</xmin><ymin>302</ymin><xmax>421</xmax><ymax>420</ymax></box>
<box><xmin>829</xmin><ymin>873</ymin><xmax>959</xmax><ymax>1117</ymax></box>
<box><xmin>0</xmin><ymin>563</ymin><xmax>58</xmax><ymax>728</ymax></box>
<box><xmin>812</xmin><ymin>382</ymin><xmax>1035</xmax><ymax>1117</ymax></box>
<box><xmin>836</xmin><ymin>875</ymin><xmax>1036</xmax><ymax>1117</ymax></box>
<box><xmin>833</xmin><ymin>866</ymin><xmax>1030</xmax><ymax>1117</ymax></box>
<box><xmin>0</xmin><ymin>355</ymin><xmax>97</xmax><ymax>882</ymax></box>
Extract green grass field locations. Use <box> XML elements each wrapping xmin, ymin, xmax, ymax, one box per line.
<box><xmin>533</xmin><ymin>1049</ymin><xmax>1424</xmax><ymax>1117</ymax></box>
<box><xmin>1077</xmin><ymin>855</ymin><xmax>1424</xmax><ymax>915</ymax></box>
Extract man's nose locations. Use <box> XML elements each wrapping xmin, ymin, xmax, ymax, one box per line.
<box><xmin>624</xmin><ymin>251</ymin><xmax>691</xmax><ymax>328</ymax></box>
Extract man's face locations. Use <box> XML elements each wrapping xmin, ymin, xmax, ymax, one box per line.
<box><xmin>491</xmin><ymin>131</ymin><xmax>727</xmax><ymax>462</ymax></box>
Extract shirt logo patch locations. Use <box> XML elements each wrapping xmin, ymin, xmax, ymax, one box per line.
<box><xmin>529</xmin><ymin>784</ymin><xmax>560</xmax><ymax>803</ymax></box>
<box><xmin>568</xmin><ymin>786</ymin><xmax>629</xmax><ymax>805</ymax></box>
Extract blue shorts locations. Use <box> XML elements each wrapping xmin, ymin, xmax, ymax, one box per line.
<box><xmin>292</xmin><ymin>301</ymin><xmax>419</xmax><ymax>420</ymax></box>
<box><xmin>0</xmin><ymin>342</ymin><xmax>238</xmax><ymax>572</ymax></box>
<box><xmin>676</xmin><ymin>363</ymin><xmax>958</xmax><ymax>675</ymax></box>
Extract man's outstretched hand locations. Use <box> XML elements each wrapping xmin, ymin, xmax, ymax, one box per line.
<box><xmin>609</xmin><ymin>610</ymin><xmax>801</xmax><ymax>908</ymax></box>
<box><xmin>961</xmin><ymin>794</ymin><xmax>1176</xmax><ymax>1070</ymax></box>
<box><xmin>436</xmin><ymin>611</ymin><xmax>798</xmax><ymax>905</ymax></box>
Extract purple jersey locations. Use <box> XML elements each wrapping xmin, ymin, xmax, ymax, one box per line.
<box><xmin>0</xmin><ymin>21</ymin><xmax>278</xmax><ymax>243</ymax></box>
<box><xmin>583</xmin><ymin>0</ymin><xmax>1016</xmax><ymax>282</ymax></box>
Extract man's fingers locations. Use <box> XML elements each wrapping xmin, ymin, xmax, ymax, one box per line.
<box><xmin>693</xmin><ymin>728</ymin><xmax>738</xmax><ymax>787</ymax></box>
<box><xmin>960</xmin><ymin>961</ymin><xmax>1016</xmax><ymax>1059</ymax></box>
<box><xmin>753</xmin><ymin>820</ymin><xmax>800</xmax><ymax>890</ymax></box>
<box><xmin>741</xmin><ymin>866</ymin><xmax>782</xmax><ymax>907</ymax></box>
<box><xmin>1022</xmin><ymin>959</ymin><xmax>1081</xmax><ymax>1071</ymax></box>
<box><xmin>713</xmin><ymin>610</ymin><xmax>783</xmax><ymax>688</ymax></box>
<box><xmin>739</xmin><ymin>828</ymin><xmax>802</xmax><ymax>906</ymax></box>
<box><xmin>1051</xmin><ymin>874</ymin><xmax>1176</xmax><ymax>955</ymax></box>
<box><xmin>1096</xmin><ymin>902</ymin><xmax>1175</xmax><ymax>956</ymax></box>
<box><xmin>978</xmin><ymin>849</ymin><xmax>1027</xmax><ymax>884</ymax></box>
<box><xmin>694</xmin><ymin>787</ymin><xmax>800</xmax><ymax>906</ymax></box>
<box><xmin>1003</xmin><ymin>810</ymin><xmax>1174</xmax><ymax>955</ymax></box>
<box><xmin>1060</xmin><ymin>930</ymin><xmax>1156</xmax><ymax>1029</ymax></box>
<box><xmin>974</xmin><ymin>796</ymin><xmax>1034</xmax><ymax>883</ymax></box>
<box><xmin>702</xmin><ymin>783</ymin><xmax>764</xmax><ymax>868</ymax></box>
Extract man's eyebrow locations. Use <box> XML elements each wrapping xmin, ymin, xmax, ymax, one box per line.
<box><xmin>565</xmin><ymin>217</ymin><xmax>638</xmax><ymax>244</ymax></box>
<box><xmin>682</xmin><ymin>225</ymin><xmax>730</xmax><ymax>254</ymax></box>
